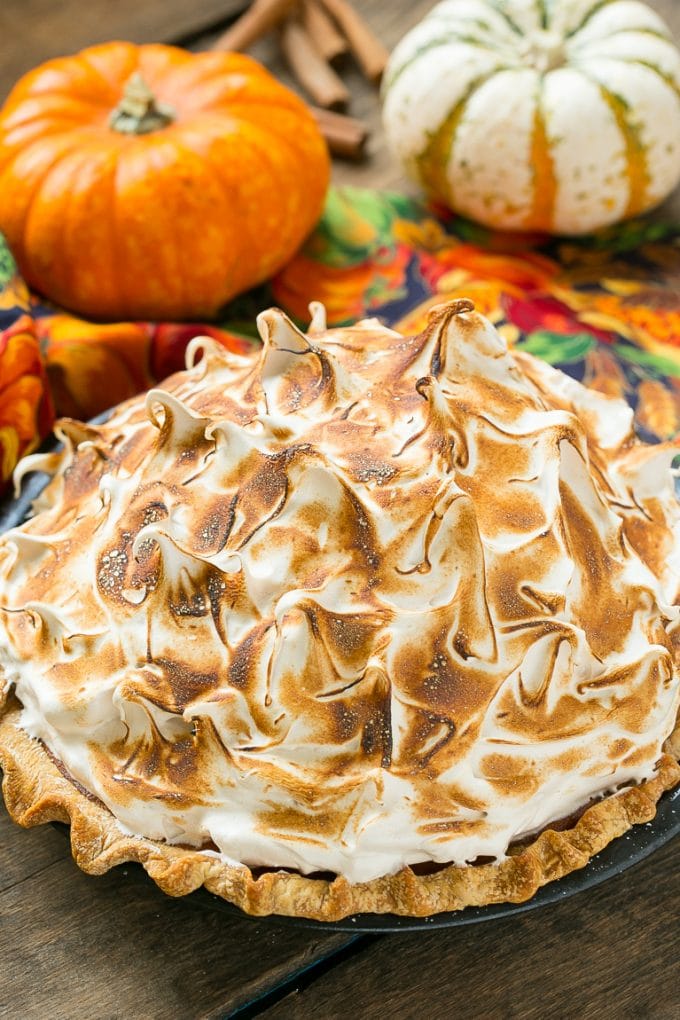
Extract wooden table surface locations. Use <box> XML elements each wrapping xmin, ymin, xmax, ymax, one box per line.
<box><xmin>1</xmin><ymin>2</ymin><xmax>679</xmax><ymax>1018</ymax></box>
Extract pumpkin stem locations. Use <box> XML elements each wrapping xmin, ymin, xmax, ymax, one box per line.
<box><xmin>109</xmin><ymin>72</ymin><xmax>176</xmax><ymax>135</ymax></box>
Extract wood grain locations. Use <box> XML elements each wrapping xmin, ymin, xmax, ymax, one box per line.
<box><xmin>0</xmin><ymin>800</ymin><xmax>66</xmax><ymax>894</ymax></box>
<box><xmin>264</xmin><ymin>840</ymin><xmax>680</xmax><ymax>1020</ymax></box>
<box><xmin>0</xmin><ymin>0</ymin><xmax>245</xmax><ymax>101</ymax></box>
<box><xmin>0</xmin><ymin>838</ymin><xmax>354</xmax><ymax>1019</ymax></box>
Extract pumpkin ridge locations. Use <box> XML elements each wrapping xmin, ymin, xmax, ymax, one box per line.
<box><xmin>2</xmin><ymin>132</ymin><xmax>92</xmax><ymax>279</ymax></box>
<box><xmin>224</xmin><ymin>120</ymin><xmax>325</xmax><ymax>281</ymax></box>
<box><xmin>74</xmin><ymin>51</ymin><xmax>134</xmax><ymax>107</ymax></box>
<box><xmin>385</xmin><ymin>36</ymin><xmax>516</xmax><ymax>95</ymax></box>
<box><xmin>587</xmin><ymin>79</ymin><xmax>650</xmax><ymax>218</ymax></box>
<box><xmin>0</xmin><ymin>97</ymin><xmax>108</xmax><ymax>134</ymax></box>
<box><xmin>565</xmin><ymin>0</ymin><xmax>616</xmax><ymax>40</ymax></box>
<box><xmin>0</xmin><ymin>122</ymin><xmax>105</xmax><ymax>159</ymax></box>
<box><xmin>169</xmin><ymin>136</ymin><xmax>247</xmax><ymax>301</ymax></box>
<box><xmin>51</xmin><ymin>140</ymin><xmax>124</xmax><ymax>311</ymax></box>
<box><xmin>525</xmin><ymin>91</ymin><xmax>557</xmax><ymax>231</ymax></box>
<box><xmin>108</xmin><ymin>148</ymin><xmax>138</xmax><ymax>319</ymax></box>
<box><xmin>207</xmin><ymin>94</ymin><xmax>323</xmax><ymax>123</ymax></box>
<box><xmin>486</xmin><ymin>0</ymin><xmax>524</xmax><ymax>36</ymax></box>
<box><xmin>77</xmin><ymin>43</ymin><xmax>142</xmax><ymax>100</ymax></box>
<box><xmin>1</xmin><ymin>45</ymin><xmax>129</xmax><ymax>118</ymax></box>
<box><xmin>154</xmin><ymin>70</ymin><xmax>271</xmax><ymax>114</ymax></box>
<box><xmin>537</xmin><ymin>0</ymin><xmax>549</xmax><ymax>31</ymax></box>
<box><xmin>103</xmin><ymin>150</ymin><xmax>125</xmax><ymax>320</ymax></box>
<box><xmin>176</xmin><ymin>122</ymin><xmax>302</xmax><ymax>292</ymax></box>
<box><xmin>147</xmin><ymin>50</ymin><xmax>270</xmax><ymax>100</ymax></box>
<box><xmin>56</xmin><ymin>143</ymin><xmax>112</xmax><ymax>302</ymax></box>
<box><xmin>161</xmin><ymin>72</ymin><xmax>317</xmax><ymax>127</ymax></box>
<box><xmin>220</xmin><ymin>108</ymin><xmax>324</xmax><ymax>196</ymax></box>
<box><xmin>19</xmin><ymin>52</ymin><xmax>124</xmax><ymax>113</ymax></box>
<box><xmin>250</xmin><ymin>114</ymin><xmax>328</xmax><ymax>182</ymax></box>
<box><xmin>114</xmin><ymin>135</ymin><xmax>238</xmax><ymax>319</ymax></box>
<box><xmin>571</xmin><ymin>27</ymin><xmax>672</xmax><ymax>50</ymax></box>
<box><xmin>593</xmin><ymin>56</ymin><xmax>680</xmax><ymax>103</ymax></box>
<box><xmin>414</xmin><ymin>72</ymin><xmax>500</xmax><ymax>208</ymax></box>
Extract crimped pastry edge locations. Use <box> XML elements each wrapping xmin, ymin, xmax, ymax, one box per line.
<box><xmin>1</xmin><ymin>695</ymin><xmax>678</xmax><ymax>921</ymax></box>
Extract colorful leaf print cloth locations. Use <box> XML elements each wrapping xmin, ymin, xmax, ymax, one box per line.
<box><xmin>1</xmin><ymin>185</ymin><xmax>680</xmax><ymax>495</ymax></box>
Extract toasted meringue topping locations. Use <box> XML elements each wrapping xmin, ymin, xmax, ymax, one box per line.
<box><xmin>0</xmin><ymin>302</ymin><xmax>678</xmax><ymax>882</ymax></box>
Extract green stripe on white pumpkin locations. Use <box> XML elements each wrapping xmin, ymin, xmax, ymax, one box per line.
<box><xmin>560</xmin><ymin>0</ymin><xmax>617</xmax><ymax>38</ymax></box>
<box><xmin>415</xmin><ymin>88</ymin><xmax>474</xmax><ymax>208</ymax></box>
<box><xmin>615</xmin><ymin>59</ymin><xmax>680</xmax><ymax>102</ymax></box>
<box><xmin>382</xmin><ymin>1</ymin><xmax>518</xmax><ymax>94</ymax></box>
<box><xmin>382</xmin><ymin>0</ymin><xmax>680</xmax><ymax>234</ymax></box>
<box><xmin>566</xmin><ymin>0</ymin><xmax>672</xmax><ymax>45</ymax></box>
<box><xmin>384</xmin><ymin>34</ymin><xmax>515</xmax><ymax>95</ymax></box>
<box><xmin>382</xmin><ymin>42</ymin><xmax>507</xmax><ymax>173</ymax></box>
<box><xmin>590</xmin><ymin>82</ymin><xmax>650</xmax><ymax>217</ymax></box>
<box><xmin>541</xmin><ymin>68</ymin><xmax>632</xmax><ymax>232</ymax></box>
<box><xmin>537</xmin><ymin>0</ymin><xmax>549</xmax><ymax>30</ymax></box>
<box><xmin>582</xmin><ymin>58</ymin><xmax>680</xmax><ymax>209</ymax></box>
<box><xmin>488</xmin><ymin>0</ymin><xmax>541</xmax><ymax>34</ymax></box>
<box><xmin>415</xmin><ymin>0</ymin><xmax>521</xmax><ymax>44</ymax></box>
<box><xmin>415</xmin><ymin>72</ymin><xmax>500</xmax><ymax>207</ymax></box>
<box><xmin>572</xmin><ymin>31</ymin><xmax>680</xmax><ymax>94</ymax></box>
<box><xmin>484</xmin><ymin>0</ymin><xmax>525</xmax><ymax>36</ymax></box>
<box><xmin>440</xmin><ymin>69</ymin><xmax>541</xmax><ymax>230</ymax></box>
<box><xmin>428</xmin><ymin>0</ymin><xmax>521</xmax><ymax>41</ymax></box>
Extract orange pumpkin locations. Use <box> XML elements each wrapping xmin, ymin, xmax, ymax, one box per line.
<box><xmin>0</xmin><ymin>42</ymin><xmax>330</xmax><ymax>321</ymax></box>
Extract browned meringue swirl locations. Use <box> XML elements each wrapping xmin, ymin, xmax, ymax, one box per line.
<box><xmin>0</xmin><ymin>300</ymin><xmax>678</xmax><ymax>882</ymax></box>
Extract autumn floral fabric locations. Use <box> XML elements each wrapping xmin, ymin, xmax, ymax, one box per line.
<box><xmin>1</xmin><ymin>185</ymin><xmax>680</xmax><ymax>495</ymax></box>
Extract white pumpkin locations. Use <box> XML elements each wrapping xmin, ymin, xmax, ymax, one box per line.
<box><xmin>382</xmin><ymin>0</ymin><xmax>680</xmax><ymax>234</ymax></box>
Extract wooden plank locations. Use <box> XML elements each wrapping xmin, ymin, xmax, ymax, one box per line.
<box><xmin>0</xmin><ymin>846</ymin><xmax>354</xmax><ymax>1019</ymax></box>
<box><xmin>262</xmin><ymin>840</ymin><xmax>680</xmax><ymax>1020</ymax></box>
<box><xmin>0</xmin><ymin>799</ymin><xmax>68</xmax><ymax>894</ymax></box>
<box><xmin>0</xmin><ymin>0</ymin><xmax>246</xmax><ymax>101</ymax></box>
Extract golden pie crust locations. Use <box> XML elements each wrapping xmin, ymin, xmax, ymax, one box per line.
<box><xmin>2</xmin><ymin>692</ymin><xmax>677</xmax><ymax>920</ymax></box>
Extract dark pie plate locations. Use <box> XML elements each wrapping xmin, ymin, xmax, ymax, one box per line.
<box><xmin>194</xmin><ymin>784</ymin><xmax>680</xmax><ymax>931</ymax></box>
<box><xmin>1</xmin><ymin>425</ymin><xmax>678</xmax><ymax>933</ymax></box>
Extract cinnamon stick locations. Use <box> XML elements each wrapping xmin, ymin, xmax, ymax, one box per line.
<box><xmin>312</xmin><ymin>106</ymin><xmax>368</xmax><ymax>160</ymax></box>
<box><xmin>206</xmin><ymin>1</ymin><xmax>369</xmax><ymax>159</ymax></box>
<box><xmin>318</xmin><ymin>0</ymin><xmax>389</xmax><ymax>83</ymax></box>
<box><xmin>302</xmin><ymin>0</ymin><xmax>348</xmax><ymax>64</ymax></box>
<box><xmin>211</xmin><ymin>0</ymin><xmax>298</xmax><ymax>52</ymax></box>
<box><xmin>279</xmin><ymin>18</ymin><xmax>350</xmax><ymax>111</ymax></box>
